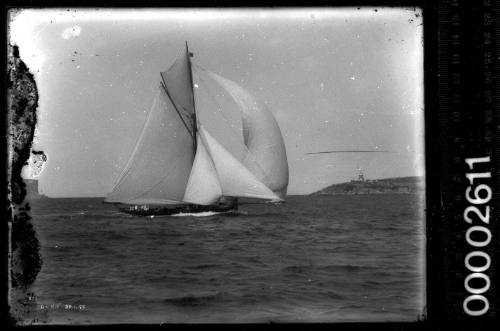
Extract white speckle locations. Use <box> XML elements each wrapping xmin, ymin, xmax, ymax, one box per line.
<box><xmin>350</xmin><ymin>76</ymin><xmax>356</xmax><ymax>80</ymax></box>
<box><xmin>194</xmin><ymin>84</ymin><xmax>199</xmax><ymax>88</ymax></box>
<box><xmin>61</xmin><ymin>25</ymin><xmax>81</xmax><ymax>39</ymax></box>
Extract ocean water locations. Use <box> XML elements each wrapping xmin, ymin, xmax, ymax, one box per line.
<box><xmin>27</xmin><ymin>194</ymin><xmax>425</xmax><ymax>324</ymax></box>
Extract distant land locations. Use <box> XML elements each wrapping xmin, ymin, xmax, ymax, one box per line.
<box><xmin>24</xmin><ymin>177</ymin><xmax>425</xmax><ymax>199</ymax></box>
<box><xmin>311</xmin><ymin>176</ymin><xmax>425</xmax><ymax>195</ymax></box>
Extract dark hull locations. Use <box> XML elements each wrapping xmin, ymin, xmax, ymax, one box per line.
<box><xmin>117</xmin><ymin>200</ymin><xmax>237</xmax><ymax>217</ymax></box>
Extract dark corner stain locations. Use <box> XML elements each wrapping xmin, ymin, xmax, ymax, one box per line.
<box><xmin>7</xmin><ymin>44</ymin><xmax>43</xmax><ymax>325</ymax></box>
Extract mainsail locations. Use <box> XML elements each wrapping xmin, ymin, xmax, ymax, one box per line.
<box><xmin>160</xmin><ymin>44</ymin><xmax>196</xmax><ymax>137</ymax></box>
<box><xmin>106</xmin><ymin>44</ymin><xmax>288</xmax><ymax>206</ymax></box>
<box><xmin>104</xmin><ymin>87</ymin><xmax>194</xmax><ymax>205</ymax></box>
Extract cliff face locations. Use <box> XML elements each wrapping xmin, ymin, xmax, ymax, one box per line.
<box><xmin>311</xmin><ymin>176</ymin><xmax>425</xmax><ymax>195</ymax></box>
<box><xmin>7</xmin><ymin>44</ymin><xmax>43</xmax><ymax>325</ymax></box>
<box><xmin>24</xmin><ymin>179</ymin><xmax>46</xmax><ymax>200</ymax></box>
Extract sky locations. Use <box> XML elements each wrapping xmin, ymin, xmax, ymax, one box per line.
<box><xmin>9</xmin><ymin>8</ymin><xmax>424</xmax><ymax>197</ymax></box>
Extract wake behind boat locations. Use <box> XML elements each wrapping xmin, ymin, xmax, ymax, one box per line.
<box><xmin>104</xmin><ymin>42</ymin><xmax>289</xmax><ymax>216</ymax></box>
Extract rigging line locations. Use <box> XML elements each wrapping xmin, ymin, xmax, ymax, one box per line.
<box><xmin>186</xmin><ymin>42</ymin><xmax>198</xmax><ymax>151</ymax></box>
<box><xmin>160</xmin><ymin>80</ymin><xmax>194</xmax><ymax>140</ymax></box>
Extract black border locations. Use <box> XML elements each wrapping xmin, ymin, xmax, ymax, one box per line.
<box><xmin>3</xmin><ymin>0</ymin><xmax>500</xmax><ymax>329</ymax></box>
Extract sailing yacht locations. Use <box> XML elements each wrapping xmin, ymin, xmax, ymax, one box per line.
<box><xmin>105</xmin><ymin>43</ymin><xmax>288</xmax><ymax>216</ymax></box>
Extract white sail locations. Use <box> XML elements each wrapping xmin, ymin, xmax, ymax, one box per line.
<box><xmin>195</xmin><ymin>67</ymin><xmax>289</xmax><ymax>198</ymax></box>
<box><xmin>160</xmin><ymin>44</ymin><xmax>195</xmax><ymax>133</ymax></box>
<box><xmin>104</xmin><ymin>86</ymin><xmax>194</xmax><ymax>205</ymax></box>
<box><xmin>106</xmin><ymin>45</ymin><xmax>288</xmax><ymax>208</ymax></box>
<box><xmin>191</xmin><ymin>66</ymin><xmax>246</xmax><ymax>162</ymax></box>
<box><xmin>182</xmin><ymin>133</ymin><xmax>222</xmax><ymax>205</ymax></box>
<box><xmin>200</xmin><ymin>127</ymin><xmax>281</xmax><ymax>201</ymax></box>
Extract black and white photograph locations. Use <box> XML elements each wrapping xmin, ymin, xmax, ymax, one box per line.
<box><xmin>7</xmin><ymin>8</ymin><xmax>426</xmax><ymax>324</ymax></box>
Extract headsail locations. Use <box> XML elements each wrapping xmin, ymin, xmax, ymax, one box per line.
<box><xmin>104</xmin><ymin>87</ymin><xmax>194</xmax><ymax>205</ymax></box>
<box><xmin>200</xmin><ymin>127</ymin><xmax>281</xmax><ymax>201</ymax></box>
<box><xmin>183</xmin><ymin>133</ymin><xmax>222</xmax><ymax>205</ymax></box>
<box><xmin>194</xmin><ymin>66</ymin><xmax>289</xmax><ymax>198</ymax></box>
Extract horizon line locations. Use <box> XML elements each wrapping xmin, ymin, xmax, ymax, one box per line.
<box><xmin>306</xmin><ymin>150</ymin><xmax>391</xmax><ymax>155</ymax></box>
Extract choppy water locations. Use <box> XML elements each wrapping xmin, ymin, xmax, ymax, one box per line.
<box><xmin>27</xmin><ymin>194</ymin><xmax>425</xmax><ymax>324</ymax></box>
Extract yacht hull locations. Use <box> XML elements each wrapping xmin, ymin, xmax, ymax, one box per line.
<box><xmin>117</xmin><ymin>199</ymin><xmax>237</xmax><ymax>217</ymax></box>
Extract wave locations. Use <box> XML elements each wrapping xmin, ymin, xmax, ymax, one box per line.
<box><xmin>319</xmin><ymin>264</ymin><xmax>376</xmax><ymax>272</ymax></box>
<box><xmin>186</xmin><ymin>263</ymin><xmax>220</xmax><ymax>270</ymax></box>
<box><xmin>162</xmin><ymin>292</ymin><xmax>223</xmax><ymax>306</ymax></box>
<box><xmin>281</xmin><ymin>264</ymin><xmax>376</xmax><ymax>274</ymax></box>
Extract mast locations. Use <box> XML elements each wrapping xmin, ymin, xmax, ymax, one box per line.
<box><xmin>186</xmin><ymin>41</ymin><xmax>197</xmax><ymax>151</ymax></box>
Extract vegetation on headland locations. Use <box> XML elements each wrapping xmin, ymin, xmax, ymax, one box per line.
<box><xmin>311</xmin><ymin>176</ymin><xmax>425</xmax><ymax>195</ymax></box>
